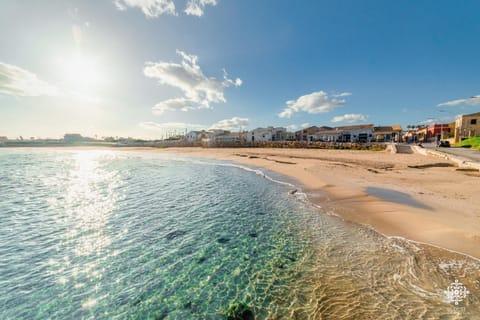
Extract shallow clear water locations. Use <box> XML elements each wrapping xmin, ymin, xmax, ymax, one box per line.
<box><xmin>0</xmin><ymin>149</ymin><xmax>479</xmax><ymax>319</ymax></box>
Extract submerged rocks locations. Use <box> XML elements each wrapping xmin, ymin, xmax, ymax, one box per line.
<box><xmin>217</xmin><ymin>236</ymin><xmax>230</xmax><ymax>244</ymax></box>
<box><xmin>165</xmin><ymin>230</ymin><xmax>187</xmax><ymax>240</ymax></box>
<box><xmin>225</xmin><ymin>300</ymin><xmax>254</xmax><ymax>320</ymax></box>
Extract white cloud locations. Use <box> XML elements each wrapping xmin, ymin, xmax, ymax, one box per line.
<box><xmin>139</xmin><ymin>121</ymin><xmax>206</xmax><ymax>130</ymax></box>
<box><xmin>185</xmin><ymin>0</ymin><xmax>218</xmax><ymax>16</ymax></box>
<box><xmin>278</xmin><ymin>91</ymin><xmax>348</xmax><ymax>118</ymax></box>
<box><xmin>0</xmin><ymin>62</ymin><xmax>60</xmax><ymax>97</ymax></box>
<box><xmin>144</xmin><ymin>50</ymin><xmax>241</xmax><ymax>113</ymax></box>
<box><xmin>300</xmin><ymin>122</ymin><xmax>310</xmax><ymax>128</ymax></box>
<box><xmin>418</xmin><ymin>116</ymin><xmax>454</xmax><ymax>125</ymax></box>
<box><xmin>437</xmin><ymin>95</ymin><xmax>480</xmax><ymax>107</ymax></box>
<box><xmin>333</xmin><ymin>92</ymin><xmax>352</xmax><ymax>98</ymax></box>
<box><xmin>209</xmin><ymin>117</ymin><xmax>249</xmax><ymax>130</ymax></box>
<box><xmin>152</xmin><ymin>97</ymin><xmax>197</xmax><ymax>114</ymax></box>
<box><xmin>114</xmin><ymin>0</ymin><xmax>219</xmax><ymax>17</ymax></box>
<box><xmin>418</xmin><ymin>118</ymin><xmax>435</xmax><ymax>125</ymax></box>
<box><xmin>114</xmin><ymin>0</ymin><xmax>176</xmax><ymax>17</ymax></box>
<box><xmin>331</xmin><ymin>113</ymin><xmax>368</xmax><ymax>123</ymax></box>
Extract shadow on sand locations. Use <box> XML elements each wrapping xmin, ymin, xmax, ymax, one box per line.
<box><xmin>366</xmin><ymin>186</ymin><xmax>432</xmax><ymax>210</ymax></box>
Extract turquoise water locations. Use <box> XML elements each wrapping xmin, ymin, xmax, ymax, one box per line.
<box><xmin>0</xmin><ymin>149</ymin><xmax>479</xmax><ymax>319</ymax></box>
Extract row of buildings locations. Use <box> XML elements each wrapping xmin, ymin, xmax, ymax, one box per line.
<box><xmin>186</xmin><ymin>124</ymin><xmax>404</xmax><ymax>144</ymax></box>
<box><xmin>403</xmin><ymin>111</ymin><xmax>480</xmax><ymax>143</ymax></box>
<box><xmin>185</xmin><ymin>111</ymin><xmax>480</xmax><ymax>145</ymax></box>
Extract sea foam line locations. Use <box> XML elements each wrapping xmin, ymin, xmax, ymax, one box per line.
<box><xmin>164</xmin><ymin>155</ymin><xmax>314</xmax><ymax>204</ymax></box>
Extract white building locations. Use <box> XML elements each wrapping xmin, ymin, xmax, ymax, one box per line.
<box><xmin>199</xmin><ymin>129</ymin><xmax>231</xmax><ymax>145</ymax></box>
<box><xmin>309</xmin><ymin>124</ymin><xmax>374</xmax><ymax>143</ymax></box>
<box><xmin>185</xmin><ymin>130</ymin><xmax>206</xmax><ymax>142</ymax></box>
<box><xmin>246</xmin><ymin>127</ymin><xmax>287</xmax><ymax>143</ymax></box>
<box><xmin>309</xmin><ymin>129</ymin><xmax>342</xmax><ymax>142</ymax></box>
<box><xmin>212</xmin><ymin>132</ymin><xmax>243</xmax><ymax>143</ymax></box>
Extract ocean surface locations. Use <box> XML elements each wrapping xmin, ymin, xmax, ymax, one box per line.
<box><xmin>0</xmin><ymin>149</ymin><xmax>479</xmax><ymax>319</ymax></box>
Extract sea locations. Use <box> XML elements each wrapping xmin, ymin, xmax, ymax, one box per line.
<box><xmin>0</xmin><ymin>149</ymin><xmax>479</xmax><ymax>319</ymax></box>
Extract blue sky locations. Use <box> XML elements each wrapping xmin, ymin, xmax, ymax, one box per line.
<box><xmin>1</xmin><ymin>0</ymin><xmax>479</xmax><ymax>139</ymax></box>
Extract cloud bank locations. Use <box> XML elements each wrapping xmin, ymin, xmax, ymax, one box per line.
<box><xmin>114</xmin><ymin>0</ymin><xmax>218</xmax><ymax>17</ymax></box>
<box><xmin>437</xmin><ymin>95</ymin><xmax>480</xmax><ymax>107</ymax></box>
<box><xmin>185</xmin><ymin>0</ymin><xmax>218</xmax><ymax>16</ymax></box>
<box><xmin>144</xmin><ymin>50</ymin><xmax>241</xmax><ymax>114</ymax></box>
<box><xmin>278</xmin><ymin>91</ymin><xmax>349</xmax><ymax>118</ymax></box>
<box><xmin>331</xmin><ymin>113</ymin><xmax>368</xmax><ymax>123</ymax></box>
<box><xmin>139</xmin><ymin>121</ymin><xmax>206</xmax><ymax>130</ymax></box>
<box><xmin>114</xmin><ymin>0</ymin><xmax>176</xmax><ymax>17</ymax></box>
<box><xmin>140</xmin><ymin>117</ymin><xmax>248</xmax><ymax>132</ymax></box>
<box><xmin>0</xmin><ymin>62</ymin><xmax>59</xmax><ymax>97</ymax></box>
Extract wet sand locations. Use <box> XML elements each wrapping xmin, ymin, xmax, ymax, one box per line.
<box><xmin>146</xmin><ymin>147</ymin><xmax>480</xmax><ymax>260</ymax></box>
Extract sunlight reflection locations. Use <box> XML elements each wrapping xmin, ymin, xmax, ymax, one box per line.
<box><xmin>46</xmin><ymin>150</ymin><xmax>124</xmax><ymax>289</ymax></box>
<box><xmin>65</xmin><ymin>151</ymin><xmax>119</xmax><ymax>257</ymax></box>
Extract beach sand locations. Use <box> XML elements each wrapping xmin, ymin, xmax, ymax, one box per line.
<box><xmin>145</xmin><ymin>147</ymin><xmax>480</xmax><ymax>259</ymax></box>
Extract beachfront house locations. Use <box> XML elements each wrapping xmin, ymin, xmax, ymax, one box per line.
<box><xmin>415</xmin><ymin>126</ymin><xmax>428</xmax><ymax>143</ymax></box>
<box><xmin>185</xmin><ymin>130</ymin><xmax>207</xmax><ymax>142</ymax></box>
<box><xmin>64</xmin><ymin>133</ymin><xmax>87</xmax><ymax>143</ymax></box>
<box><xmin>335</xmin><ymin>124</ymin><xmax>374</xmax><ymax>143</ymax></box>
<box><xmin>214</xmin><ymin>132</ymin><xmax>245</xmax><ymax>143</ymax></box>
<box><xmin>307</xmin><ymin>124</ymin><xmax>374</xmax><ymax>143</ymax></box>
<box><xmin>308</xmin><ymin>128</ymin><xmax>341</xmax><ymax>142</ymax></box>
<box><xmin>205</xmin><ymin>129</ymin><xmax>230</xmax><ymax>142</ymax></box>
<box><xmin>285</xmin><ymin>132</ymin><xmax>296</xmax><ymax>141</ymax></box>
<box><xmin>372</xmin><ymin>125</ymin><xmax>402</xmax><ymax>142</ymax></box>
<box><xmin>402</xmin><ymin>130</ymin><xmax>417</xmax><ymax>143</ymax></box>
<box><xmin>246</xmin><ymin>127</ymin><xmax>287</xmax><ymax>143</ymax></box>
<box><xmin>454</xmin><ymin>112</ymin><xmax>480</xmax><ymax>143</ymax></box>
<box><xmin>426</xmin><ymin>123</ymin><xmax>453</xmax><ymax>142</ymax></box>
<box><xmin>295</xmin><ymin>126</ymin><xmax>326</xmax><ymax>141</ymax></box>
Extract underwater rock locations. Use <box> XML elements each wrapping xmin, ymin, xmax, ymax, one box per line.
<box><xmin>197</xmin><ymin>255</ymin><xmax>207</xmax><ymax>264</ymax></box>
<box><xmin>225</xmin><ymin>300</ymin><xmax>254</xmax><ymax>320</ymax></box>
<box><xmin>133</xmin><ymin>298</ymin><xmax>141</xmax><ymax>306</ymax></box>
<box><xmin>217</xmin><ymin>237</ymin><xmax>230</xmax><ymax>244</ymax></box>
<box><xmin>165</xmin><ymin>230</ymin><xmax>186</xmax><ymax>240</ymax></box>
<box><xmin>154</xmin><ymin>312</ymin><xmax>169</xmax><ymax>320</ymax></box>
<box><xmin>286</xmin><ymin>256</ymin><xmax>296</xmax><ymax>262</ymax></box>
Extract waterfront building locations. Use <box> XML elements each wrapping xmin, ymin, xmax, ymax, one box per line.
<box><xmin>455</xmin><ymin>112</ymin><xmax>480</xmax><ymax>143</ymax></box>
<box><xmin>373</xmin><ymin>125</ymin><xmax>403</xmax><ymax>142</ymax></box>
<box><xmin>247</xmin><ymin>127</ymin><xmax>287</xmax><ymax>143</ymax></box>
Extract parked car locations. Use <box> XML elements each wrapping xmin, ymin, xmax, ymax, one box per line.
<box><xmin>438</xmin><ymin>140</ymin><xmax>450</xmax><ymax>147</ymax></box>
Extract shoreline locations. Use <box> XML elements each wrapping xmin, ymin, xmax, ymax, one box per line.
<box><xmin>5</xmin><ymin>146</ymin><xmax>480</xmax><ymax>259</ymax></box>
<box><xmin>141</xmin><ymin>147</ymin><xmax>480</xmax><ymax>259</ymax></box>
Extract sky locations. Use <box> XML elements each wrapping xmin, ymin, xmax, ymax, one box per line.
<box><xmin>1</xmin><ymin>0</ymin><xmax>480</xmax><ymax>139</ymax></box>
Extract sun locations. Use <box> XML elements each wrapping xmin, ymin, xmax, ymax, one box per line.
<box><xmin>57</xmin><ymin>53</ymin><xmax>106</xmax><ymax>94</ymax></box>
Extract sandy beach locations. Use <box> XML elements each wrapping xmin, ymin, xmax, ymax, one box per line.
<box><xmin>142</xmin><ymin>147</ymin><xmax>480</xmax><ymax>259</ymax></box>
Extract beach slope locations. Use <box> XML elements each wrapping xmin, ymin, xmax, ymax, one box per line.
<box><xmin>152</xmin><ymin>147</ymin><xmax>480</xmax><ymax>259</ymax></box>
